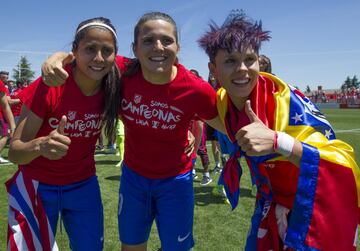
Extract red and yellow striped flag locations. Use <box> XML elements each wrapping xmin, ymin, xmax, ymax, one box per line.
<box><xmin>217</xmin><ymin>72</ymin><xmax>360</xmax><ymax>250</ymax></box>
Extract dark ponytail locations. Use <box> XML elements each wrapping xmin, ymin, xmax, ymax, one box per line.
<box><xmin>102</xmin><ymin>64</ymin><xmax>121</xmax><ymax>140</ymax></box>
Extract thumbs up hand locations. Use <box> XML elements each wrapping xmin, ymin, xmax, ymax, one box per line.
<box><xmin>244</xmin><ymin>99</ymin><xmax>263</xmax><ymax>123</ymax></box>
<box><xmin>235</xmin><ymin>100</ymin><xmax>275</xmax><ymax>156</ymax></box>
<box><xmin>40</xmin><ymin>115</ymin><xmax>71</xmax><ymax>160</ymax></box>
<box><xmin>57</xmin><ymin>115</ymin><xmax>67</xmax><ymax>135</ymax></box>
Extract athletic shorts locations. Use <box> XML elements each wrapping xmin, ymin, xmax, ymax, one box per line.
<box><xmin>0</xmin><ymin>118</ymin><xmax>8</xmax><ymax>137</ymax></box>
<box><xmin>118</xmin><ymin>164</ymin><xmax>195</xmax><ymax>251</ymax></box>
<box><xmin>38</xmin><ymin>176</ymin><xmax>104</xmax><ymax>251</ymax></box>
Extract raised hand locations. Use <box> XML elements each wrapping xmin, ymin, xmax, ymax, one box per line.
<box><xmin>41</xmin><ymin>52</ymin><xmax>75</xmax><ymax>86</ymax></box>
<box><xmin>235</xmin><ymin>100</ymin><xmax>275</xmax><ymax>156</ymax></box>
<box><xmin>39</xmin><ymin>115</ymin><xmax>71</xmax><ymax>160</ymax></box>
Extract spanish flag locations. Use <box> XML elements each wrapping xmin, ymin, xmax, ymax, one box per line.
<box><xmin>217</xmin><ymin>72</ymin><xmax>360</xmax><ymax>250</ymax></box>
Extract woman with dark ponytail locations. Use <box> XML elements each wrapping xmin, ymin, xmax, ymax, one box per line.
<box><xmin>6</xmin><ymin>17</ymin><xmax>120</xmax><ymax>250</ymax></box>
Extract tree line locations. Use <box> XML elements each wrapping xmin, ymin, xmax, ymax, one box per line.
<box><xmin>341</xmin><ymin>75</ymin><xmax>359</xmax><ymax>90</ymax></box>
<box><xmin>11</xmin><ymin>56</ymin><xmax>35</xmax><ymax>82</ymax></box>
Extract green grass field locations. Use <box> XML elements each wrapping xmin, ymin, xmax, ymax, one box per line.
<box><xmin>1</xmin><ymin>109</ymin><xmax>359</xmax><ymax>250</ymax></box>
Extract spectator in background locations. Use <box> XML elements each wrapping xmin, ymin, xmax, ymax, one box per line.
<box><xmin>106</xmin><ymin>130</ymin><xmax>117</xmax><ymax>154</ymax></box>
<box><xmin>0</xmin><ymin>71</ymin><xmax>9</xmax><ymax>84</ymax></box>
<box><xmin>259</xmin><ymin>54</ymin><xmax>272</xmax><ymax>73</ymax></box>
<box><xmin>0</xmin><ymin>76</ymin><xmax>16</xmax><ymax>164</ymax></box>
<box><xmin>206</xmin><ymin>73</ymin><xmax>224</xmax><ymax>172</ymax></box>
<box><xmin>9</xmin><ymin>80</ymin><xmax>26</xmax><ymax>124</ymax></box>
<box><xmin>115</xmin><ymin>119</ymin><xmax>125</xmax><ymax>167</ymax></box>
<box><xmin>7</xmin><ymin>80</ymin><xmax>16</xmax><ymax>94</ymax></box>
<box><xmin>96</xmin><ymin>131</ymin><xmax>105</xmax><ymax>152</ymax></box>
<box><xmin>23</xmin><ymin>80</ymin><xmax>29</xmax><ymax>87</ymax></box>
<box><xmin>350</xmin><ymin>87</ymin><xmax>357</xmax><ymax>104</ymax></box>
<box><xmin>189</xmin><ymin>69</ymin><xmax>212</xmax><ymax>185</ymax></box>
<box><xmin>321</xmin><ymin>92</ymin><xmax>327</xmax><ymax>103</ymax></box>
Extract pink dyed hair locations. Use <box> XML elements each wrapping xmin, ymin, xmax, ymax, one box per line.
<box><xmin>198</xmin><ymin>10</ymin><xmax>271</xmax><ymax>62</ymax></box>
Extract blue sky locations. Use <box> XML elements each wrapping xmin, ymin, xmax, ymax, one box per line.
<box><xmin>1</xmin><ymin>0</ymin><xmax>359</xmax><ymax>91</ymax></box>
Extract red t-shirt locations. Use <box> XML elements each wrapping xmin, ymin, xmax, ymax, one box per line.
<box><xmin>117</xmin><ymin>57</ymin><xmax>218</xmax><ymax>179</ymax></box>
<box><xmin>19</xmin><ymin>66</ymin><xmax>104</xmax><ymax>185</ymax></box>
<box><xmin>0</xmin><ymin>81</ymin><xmax>9</xmax><ymax>119</ymax></box>
<box><xmin>0</xmin><ymin>80</ymin><xmax>7</xmax><ymax>94</ymax></box>
<box><xmin>10</xmin><ymin>87</ymin><xmax>24</xmax><ymax>116</ymax></box>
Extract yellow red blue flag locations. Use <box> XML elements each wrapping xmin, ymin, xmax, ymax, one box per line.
<box><xmin>217</xmin><ymin>72</ymin><xmax>360</xmax><ymax>250</ymax></box>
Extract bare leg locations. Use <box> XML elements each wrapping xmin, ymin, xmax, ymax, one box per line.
<box><xmin>0</xmin><ymin>136</ymin><xmax>8</xmax><ymax>152</ymax></box>
<box><xmin>0</xmin><ymin>136</ymin><xmax>8</xmax><ymax>161</ymax></box>
<box><xmin>211</xmin><ymin>140</ymin><xmax>220</xmax><ymax>166</ymax></box>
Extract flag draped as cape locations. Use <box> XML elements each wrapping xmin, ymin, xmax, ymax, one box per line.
<box><xmin>217</xmin><ymin>72</ymin><xmax>360</xmax><ymax>250</ymax></box>
<box><xmin>6</xmin><ymin>171</ymin><xmax>58</xmax><ymax>251</ymax></box>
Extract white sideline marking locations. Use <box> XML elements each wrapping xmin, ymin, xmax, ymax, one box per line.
<box><xmin>335</xmin><ymin>128</ymin><xmax>360</xmax><ymax>133</ymax></box>
<box><xmin>0</xmin><ymin>162</ymin><xmax>12</xmax><ymax>166</ymax></box>
<box><xmin>202</xmin><ymin>129</ymin><xmax>360</xmax><ymax>144</ymax></box>
<box><xmin>95</xmin><ymin>154</ymin><xmax>106</xmax><ymax>157</ymax></box>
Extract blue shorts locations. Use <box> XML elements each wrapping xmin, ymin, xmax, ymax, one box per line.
<box><xmin>118</xmin><ymin>164</ymin><xmax>194</xmax><ymax>251</ymax></box>
<box><xmin>38</xmin><ymin>176</ymin><xmax>103</xmax><ymax>251</ymax></box>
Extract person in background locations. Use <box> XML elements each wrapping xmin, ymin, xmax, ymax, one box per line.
<box><xmin>7</xmin><ymin>79</ymin><xmax>16</xmax><ymax>94</ymax></box>
<box><xmin>189</xmin><ymin>69</ymin><xmax>212</xmax><ymax>185</ymax></box>
<box><xmin>9</xmin><ymin>80</ymin><xmax>26</xmax><ymax>124</ymax></box>
<box><xmin>0</xmin><ymin>71</ymin><xmax>9</xmax><ymax>85</ymax></box>
<box><xmin>115</xmin><ymin>119</ymin><xmax>125</xmax><ymax>167</ymax></box>
<box><xmin>206</xmin><ymin>73</ymin><xmax>225</xmax><ymax>172</ymax></box>
<box><xmin>211</xmin><ymin>131</ymin><xmax>234</xmax><ymax>202</ymax></box>
<box><xmin>259</xmin><ymin>54</ymin><xmax>272</xmax><ymax>73</ymax></box>
<box><xmin>0</xmin><ymin>70</ymin><xmax>15</xmax><ymax>164</ymax></box>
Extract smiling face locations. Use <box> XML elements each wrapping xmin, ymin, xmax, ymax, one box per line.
<box><xmin>73</xmin><ymin>27</ymin><xmax>116</xmax><ymax>86</ymax></box>
<box><xmin>133</xmin><ymin>19</ymin><xmax>179</xmax><ymax>83</ymax></box>
<box><xmin>210</xmin><ymin>47</ymin><xmax>259</xmax><ymax>106</ymax></box>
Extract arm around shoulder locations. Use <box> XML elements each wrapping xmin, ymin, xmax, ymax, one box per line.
<box><xmin>41</xmin><ymin>52</ymin><xmax>74</xmax><ymax>86</ymax></box>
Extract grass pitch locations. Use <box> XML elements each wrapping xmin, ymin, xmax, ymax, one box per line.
<box><xmin>0</xmin><ymin>108</ymin><xmax>359</xmax><ymax>250</ymax></box>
